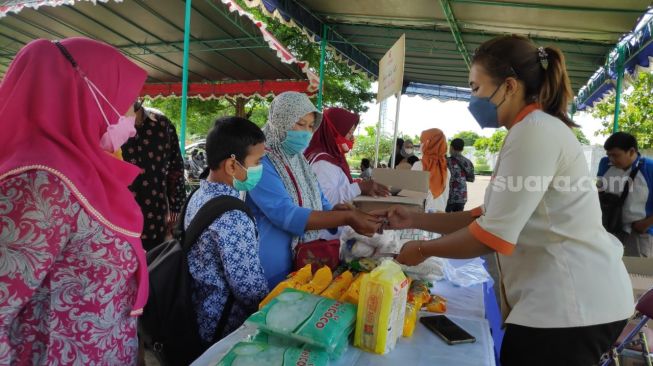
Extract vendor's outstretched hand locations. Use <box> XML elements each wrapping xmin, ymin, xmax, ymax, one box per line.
<box><xmin>358</xmin><ymin>179</ymin><xmax>390</xmax><ymax>198</ymax></box>
<box><xmin>396</xmin><ymin>240</ymin><xmax>428</xmax><ymax>266</ymax></box>
<box><xmin>347</xmin><ymin>210</ymin><xmax>383</xmax><ymax>237</ymax></box>
<box><xmin>370</xmin><ymin>205</ymin><xmax>414</xmax><ymax>230</ymax></box>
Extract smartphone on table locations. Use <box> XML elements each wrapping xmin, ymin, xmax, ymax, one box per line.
<box><xmin>420</xmin><ymin>315</ymin><xmax>476</xmax><ymax>345</ymax></box>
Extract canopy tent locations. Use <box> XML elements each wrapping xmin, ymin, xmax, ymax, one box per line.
<box><xmin>403</xmin><ymin>83</ymin><xmax>471</xmax><ymax>102</ymax></box>
<box><xmin>575</xmin><ymin>13</ymin><xmax>653</xmax><ymax>116</ymax></box>
<box><xmin>244</xmin><ymin>0</ymin><xmax>651</xmax><ymax>93</ymax></box>
<box><xmin>0</xmin><ymin>0</ymin><xmax>320</xmax><ymax>151</ymax></box>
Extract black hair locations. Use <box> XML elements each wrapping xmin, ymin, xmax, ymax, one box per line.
<box><xmin>361</xmin><ymin>158</ymin><xmax>371</xmax><ymax>169</ymax></box>
<box><xmin>604</xmin><ymin>132</ymin><xmax>638</xmax><ymax>152</ymax></box>
<box><xmin>133</xmin><ymin>100</ymin><xmax>143</xmax><ymax>112</ymax></box>
<box><xmin>451</xmin><ymin>138</ymin><xmax>465</xmax><ymax>151</ymax></box>
<box><xmin>407</xmin><ymin>156</ymin><xmax>419</xmax><ymax>165</ymax></box>
<box><xmin>206</xmin><ymin>116</ymin><xmax>265</xmax><ymax>170</ymax></box>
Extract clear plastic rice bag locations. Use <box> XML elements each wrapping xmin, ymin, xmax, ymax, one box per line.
<box><xmin>216</xmin><ymin>342</ymin><xmax>328</xmax><ymax>366</ymax></box>
<box><xmin>245</xmin><ymin>288</ymin><xmax>357</xmax><ymax>353</ymax></box>
<box><xmin>249</xmin><ymin>330</ymin><xmax>350</xmax><ymax>361</ymax></box>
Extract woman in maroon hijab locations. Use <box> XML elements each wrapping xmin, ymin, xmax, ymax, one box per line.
<box><xmin>305</xmin><ymin>107</ymin><xmax>389</xmax><ymax>207</ymax></box>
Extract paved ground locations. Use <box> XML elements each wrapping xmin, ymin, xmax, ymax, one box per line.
<box><xmin>467</xmin><ymin>175</ymin><xmax>490</xmax><ymax>209</ymax></box>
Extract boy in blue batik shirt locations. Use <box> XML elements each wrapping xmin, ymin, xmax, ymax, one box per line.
<box><xmin>185</xmin><ymin>117</ymin><xmax>269</xmax><ymax>345</ymax></box>
<box><xmin>598</xmin><ymin>132</ymin><xmax>653</xmax><ymax>257</ymax></box>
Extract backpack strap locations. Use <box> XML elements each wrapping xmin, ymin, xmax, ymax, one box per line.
<box><xmin>182</xmin><ymin>195</ymin><xmax>255</xmax><ymax>254</ymax></box>
<box><xmin>620</xmin><ymin>159</ymin><xmax>644</xmax><ymax>202</ymax></box>
<box><xmin>180</xmin><ymin>193</ymin><xmax>255</xmax><ymax>343</ymax></box>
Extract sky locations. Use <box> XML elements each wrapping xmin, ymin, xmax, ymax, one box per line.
<box><xmin>356</xmin><ymin>90</ymin><xmax>607</xmax><ymax>146</ymax></box>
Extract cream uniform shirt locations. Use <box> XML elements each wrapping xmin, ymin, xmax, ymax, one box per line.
<box><xmin>469</xmin><ymin>106</ymin><xmax>633</xmax><ymax>328</ymax></box>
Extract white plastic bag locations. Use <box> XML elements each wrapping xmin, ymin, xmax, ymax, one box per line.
<box><xmin>442</xmin><ymin>258</ymin><xmax>492</xmax><ymax>287</ymax></box>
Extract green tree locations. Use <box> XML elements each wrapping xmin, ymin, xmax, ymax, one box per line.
<box><xmin>487</xmin><ymin>130</ymin><xmax>507</xmax><ymax>153</ymax></box>
<box><xmin>573</xmin><ymin>128</ymin><xmax>590</xmax><ymax>145</ymax></box>
<box><xmin>592</xmin><ymin>72</ymin><xmax>653</xmax><ymax>149</ymax></box>
<box><xmin>351</xmin><ymin>125</ymin><xmax>394</xmax><ymax>166</ymax></box>
<box><xmin>473</xmin><ymin>137</ymin><xmax>489</xmax><ymax>152</ymax></box>
<box><xmin>473</xmin><ymin>130</ymin><xmax>506</xmax><ymax>171</ymax></box>
<box><xmin>453</xmin><ymin>131</ymin><xmax>481</xmax><ymax>147</ymax></box>
<box><xmin>242</xmin><ymin>1</ymin><xmax>374</xmax><ymax>113</ymax></box>
<box><xmin>144</xmin><ymin>97</ymin><xmax>271</xmax><ymax>142</ymax></box>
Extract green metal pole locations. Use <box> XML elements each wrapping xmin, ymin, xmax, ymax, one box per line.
<box><xmin>613</xmin><ymin>45</ymin><xmax>625</xmax><ymax>133</ymax></box>
<box><xmin>317</xmin><ymin>24</ymin><xmax>328</xmax><ymax>110</ymax></box>
<box><xmin>180</xmin><ymin>0</ymin><xmax>192</xmax><ymax>156</ymax></box>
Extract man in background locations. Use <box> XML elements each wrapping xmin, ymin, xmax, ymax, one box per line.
<box><xmin>446</xmin><ymin>138</ymin><xmax>475</xmax><ymax>212</ymax></box>
<box><xmin>598</xmin><ymin>132</ymin><xmax>653</xmax><ymax>257</ymax></box>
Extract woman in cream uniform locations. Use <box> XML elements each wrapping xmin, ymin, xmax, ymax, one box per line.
<box><xmin>380</xmin><ymin>35</ymin><xmax>633</xmax><ymax>366</ymax></box>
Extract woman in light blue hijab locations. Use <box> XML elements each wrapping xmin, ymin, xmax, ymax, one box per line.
<box><xmin>246</xmin><ymin>92</ymin><xmax>381</xmax><ymax>287</ymax></box>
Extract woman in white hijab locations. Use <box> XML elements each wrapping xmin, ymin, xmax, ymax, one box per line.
<box><xmin>246</xmin><ymin>92</ymin><xmax>381</xmax><ymax>287</ymax></box>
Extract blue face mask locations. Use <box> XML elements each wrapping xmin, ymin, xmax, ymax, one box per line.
<box><xmin>468</xmin><ymin>83</ymin><xmax>506</xmax><ymax>129</ymax></box>
<box><xmin>233</xmin><ymin>160</ymin><xmax>263</xmax><ymax>192</ymax></box>
<box><xmin>282</xmin><ymin>130</ymin><xmax>313</xmax><ymax>156</ymax></box>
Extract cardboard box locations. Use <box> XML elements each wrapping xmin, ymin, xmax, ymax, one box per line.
<box><xmin>353</xmin><ymin>169</ymin><xmax>430</xmax><ymax>213</ymax></box>
<box><xmin>622</xmin><ymin>257</ymin><xmax>653</xmax><ymax>301</ymax></box>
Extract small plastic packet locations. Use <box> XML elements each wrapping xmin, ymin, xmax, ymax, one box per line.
<box><xmin>339</xmin><ymin>272</ymin><xmax>368</xmax><ymax>304</ymax></box>
<box><xmin>298</xmin><ymin>266</ymin><xmax>332</xmax><ymax>294</ymax></box>
<box><xmin>320</xmin><ymin>270</ymin><xmax>354</xmax><ymax>300</ymax></box>
<box><xmin>423</xmin><ymin>294</ymin><xmax>447</xmax><ymax>313</ymax></box>
<box><xmin>403</xmin><ymin>280</ymin><xmax>432</xmax><ymax>337</ymax></box>
<box><xmin>259</xmin><ymin>264</ymin><xmax>313</xmax><ymax>309</ymax></box>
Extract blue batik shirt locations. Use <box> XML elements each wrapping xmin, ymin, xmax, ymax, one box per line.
<box><xmin>185</xmin><ymin>180</ymin><xmax>269</xmax><ymax>344</ymax></box>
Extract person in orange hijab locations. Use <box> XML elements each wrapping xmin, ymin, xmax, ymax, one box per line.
<box><xmin>411</xmin><ymin>128</ymin><xmax>450</xmax><ymax>212</ymax></box>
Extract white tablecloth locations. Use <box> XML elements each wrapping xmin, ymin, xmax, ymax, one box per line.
<box><xmin>192</xmin><ymin>282</ymin><xmax>495</xmax><ymax>366</ymax></box>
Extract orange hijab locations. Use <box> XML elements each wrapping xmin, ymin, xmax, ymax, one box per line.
<box><xmin>420</xmin><ymin>128</ymin><xmax>448</xmax><ymax>198</ymax></box>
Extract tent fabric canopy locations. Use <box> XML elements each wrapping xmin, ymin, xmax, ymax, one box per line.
<box><xmin>244</xmin><ymin>0</ymin><xmax>651</xmax><ymax>100</ymax></box>
<box><xmin>140</xmin><ymin>79</ymin><xmax>313</xmax><ymax>100</ymax></box>
<box><xmin>403</xmin><ymin>82</ymin><xmax>471</xmax><ymax>102</ymax></box>
<box><xmin>0</xmin><ymin>0</ymin><xmax>318</xmax><ymax>98</ymax></box>
<box><xmin>575</xmin><ymin>15</ymin><xmax>653</xmax><ymax>111</ymax></box>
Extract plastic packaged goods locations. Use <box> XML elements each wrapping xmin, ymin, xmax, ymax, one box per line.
<box><xmin>246</xmin><ymin>289</ymin><xmax>357</xmax><ymax>353</ymax></box>
<box><xmin>320</xmin><ymin>270</ymin><xmax>354</xmax><ymax>300</ymax></box>
<box><xmin>354</xmin><ymin>260</ymin><xmax>409</xmax><ymax>354</ymax></box>
<box><xmin>259</xmin><ymin>264</ymin><xmax>313</xmax><ymax>309</ymax></box>
<box><xmin>297</xmin><ymin>266</ymin><xmax>332</xmax><ymax>294</ymax></box>
<box><xmin>403</xmin><ymin>279</ymin><xmax>432</xmax><ymax>337</ymax></box>
<box><xmin>216</xmin><ymin>342</ymin><xmax>328</xmax><ymax>366</ymax></box>
<box><xmin>249</xmin><ymin>330</ymin><xmax>349</xmax><ymax>361</ymax></box>
<box><xmin>424</xmin><ymin>294</ymin><xmax>447</xmax><ymax>313</ymax></box>
<box><xmin>338</xmin><ymin>272</ymin><xmax>368</xmax><ymax>304</ymax></box>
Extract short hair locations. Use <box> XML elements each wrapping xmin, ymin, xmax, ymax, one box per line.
<box><xmin>361</xmin><ymin>158</ymin><xmax>371</xmax><ymax>169</ymax></box>
<box><xmin>604</xmin><ymin>132</ymin><xmax>638</xmax><ymax>152</ymax></box>
<box><xmin>206</xmin><ymin>116</ymin><xmax>265</xmax><ymax>170</ymax></box>
<box><xmin>451</xmin><ymin>138</ymin><xmax>465</xmax><ymax>151</ymax></box>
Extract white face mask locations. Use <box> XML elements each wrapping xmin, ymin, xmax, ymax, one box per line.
<box><xmin>404</xmin><ymin>148</ymin><xmax>414</xmax><ymax>155</ymax></box>
<box><xmin>84</xmin><ymin>77</ymin><xmax>136</xmax><ymax>153</ymax></box>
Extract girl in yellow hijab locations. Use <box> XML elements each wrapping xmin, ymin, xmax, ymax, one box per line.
<box><xmin>412</xmin><ymin>128</ymin><xmax>450</xmax><ymax>212</ymax></box>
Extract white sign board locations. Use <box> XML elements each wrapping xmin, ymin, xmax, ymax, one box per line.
<box><xmin>377</xmin><ymin>34</ymin><xmax>406</xmax><ymax>103</ymax></box>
